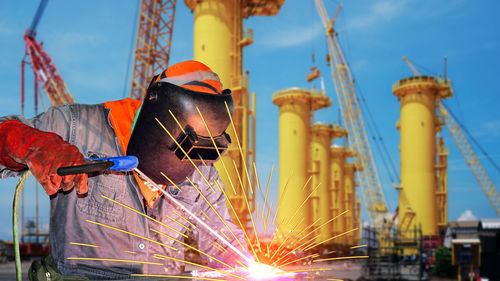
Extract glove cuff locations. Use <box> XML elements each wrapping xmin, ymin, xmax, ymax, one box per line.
<box><xmin>0</xmin><ymin>120</ymin><xmax>45</xmax><ymax>170</ymax></box>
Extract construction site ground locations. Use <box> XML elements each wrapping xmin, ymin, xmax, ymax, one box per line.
<box><xmin>0</xmin><ymin>260</ymin><xmax>460</xmax><ymax>280</ymax></box>
<box><xmin>0</xmin><ymin>260</ymin><xmax>364</xmax><ymax>280</ymax></box>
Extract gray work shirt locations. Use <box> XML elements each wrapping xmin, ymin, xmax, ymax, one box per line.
<box><xmin>0</xmin><ymin>103</ymin><xmax>247</xmax><ymax>279</ymax></box>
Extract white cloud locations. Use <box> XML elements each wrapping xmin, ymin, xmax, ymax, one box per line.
<box><xmin>457</xmin><ymin>209</ymin><xmax>477</xmax><ymax>221</ymax></box>
<box><xmin>477</xmin><ymin>120</ymin><xmax>500</xmax><ymax>138</ymax></box>
<box><xmin>345</xmin><ymin>0</ymin><xmax>410</xmax><ymax>30</ymax></box>
<box><xmin>259</xmin><ymin>22</ymin><xmax>322</xmax><ymax>49</ymax></box>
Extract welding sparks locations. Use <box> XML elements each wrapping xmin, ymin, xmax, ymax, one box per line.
<box><xmin>70</xmin><ymin>108</ymin><xmax>367</xmax><ymax>280</ymax></box>
<box><xmin>67</xmin><ymin>257</ymin><xmax>162</xmax><ymax>265</ymax></box>
<box><xmin>132</xmin><ymin>273</ymin><xmax>223</xmax><ymax>281</ymax></box>
<box><xmin>313</xmin><ymin>255</ymin><xmax>369</xmax><ymax>262</ymax></box>
<box><xmin>247</xmin><ymin>261</ymin><xmax>297</xmax><ymax>280</ymax></box>
<box><xmin>69</xmin><ymin>242</ymin><xmax>99</xmax><ymax>248</ymax></box>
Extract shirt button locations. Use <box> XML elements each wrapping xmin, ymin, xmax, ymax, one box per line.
<box><xmin>138</xmin><ymin>243</ymin><xmax>145</xmax><ymax>250</ymax></box>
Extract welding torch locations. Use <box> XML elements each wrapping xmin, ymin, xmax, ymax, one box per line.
<box><xmin>57</xmin><ymin>156</ymin><xmax>139</xmax><ymax>175</ymax></box>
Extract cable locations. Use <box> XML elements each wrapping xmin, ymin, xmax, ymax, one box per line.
<box><xmin>357</xmin><ymin>79</ymin><xmax>399</xmax><ymax>184</ymax></box>
<box><xmin>122</xmin><ymin>0</ymin><xmax>141</xmax><ymax>98</ymax></box>
<box><xmin>13</xmin><ymin>171</ymin><xmax>32</xmax><ymax>281</ymax></box>
<box><xmin>336</xmin><ymin>36</ymin><xmax>400</xmax><ymax>185</ymax></box>
<box><xmin>442</xmin><ymin>101</ymin><xmax>500</xmax><ymax>173</ymax></box>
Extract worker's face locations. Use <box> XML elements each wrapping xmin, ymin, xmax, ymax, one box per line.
<box><xmin>128</xmin><ymin>82</ymin><xmax>233</xmax><ymax>186</ymax></box>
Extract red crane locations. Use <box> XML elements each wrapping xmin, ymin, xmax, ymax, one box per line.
<box><xmin>21</xmin><ymin>0</ymin><xmax>74</xmax><ymax>115</ymax></box>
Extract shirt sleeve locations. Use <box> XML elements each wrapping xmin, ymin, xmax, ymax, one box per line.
<box><xmin>0</xmin><ymin>105</ymin><xmax>72</xmax><ymax>178</ymax></box>
<box><xmin>192</xmin><ymin>165</ymin><xmax>251</xmax><ymax>269</ymax></box>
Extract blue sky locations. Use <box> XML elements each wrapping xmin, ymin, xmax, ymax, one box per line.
<box><xmin>0</xmin><ymin>0</ymin><xmax>499</xmax><ymax>240</ymax></box>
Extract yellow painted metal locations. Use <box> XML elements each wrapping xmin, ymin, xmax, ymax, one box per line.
<box><xmin>435</xmin><ymin>136</ymin><xmax>448</xmax><ymax>228</ymax></box>
<box><xmin>189</xmin><ymin>0</ymin><xmax>249</xmax><ymax>231</ymax></box>
<box><xmin>344</xmin><ymin>163</ymin><xmax>356</xmax><ymax>245</ymax></box>
<box><xmin>330</xmin><ymin>146</ymin><xmax>348</xmax><ymax>239</ymax></box>
<box><xmin>310</xmin><ymin>123</ymin><xmax>345</xmax><ymax>243</ymax></box>
<box><xmin>315</xmin><ymin>0</ymin><xmax>389</xmax><ymax>224</ymax></box>
<box><xmin>272</xmin><ymin>88</ymin><xmax>330</xmax><ymax>236</ymax></box>
<box><xmin>355</xmin><ymin>195</ymin><xmax>361</xmax><ymax>244</ymax></box>
<box><xmin>186</xmin><ymin>0</ymin><xmax>284</xmax><ymax>232</ymax></box>
<box><xmin>393</xmin><ymin>75</ymin><xmax>452</xmax><ymax>236</ymax></box>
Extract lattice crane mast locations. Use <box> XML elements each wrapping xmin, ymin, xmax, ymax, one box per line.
<box><xmin>129</xmin><ymin>0</ymin><xmax>177</xmax><ymax>100</ymax></box>
<box><xmin>440</xmin><ymin>105</ymin><xmax>500</xmax><ymax>216</ymax></box>
<box><xmin>403</xmin><ymin>57</ymin><xmax>500</xmax><ymax>217</ymax></box>
<box><xmin>315</xmin><ymin>0</ymin><xmax>389</xmax><ymax>224</ymax></box>
<box><xmin>22</xmin><ymin>0</ymin><xmax>75</xmax><ymax>111</ymax></box>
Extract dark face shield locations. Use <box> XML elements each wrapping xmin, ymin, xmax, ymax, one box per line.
<box><xmin>127</xmin><ymin>82</ymin><xmax>234</xmax><ymax>185</ymax></box>
<box><xmin>171</xmin><ymin>125</ymin><xmax>231</xmax><ymax>163</ymax></box>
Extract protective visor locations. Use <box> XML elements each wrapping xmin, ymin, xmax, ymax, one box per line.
<box><xmin>170</xmin><ymin>125</ymin><xmax>231</xmax><ymax>162</ymax></box>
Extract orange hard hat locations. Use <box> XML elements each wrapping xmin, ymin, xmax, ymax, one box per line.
<box><xmin>153</xmin><ymin>60</ymin><xmax>222</xmax><ymax>95</ymax></box>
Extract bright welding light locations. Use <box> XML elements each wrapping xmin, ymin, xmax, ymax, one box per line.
<box><xmin>247</xmin><ymin>261</ymin><xmax>297</xmax><ymax>280</ymax></box>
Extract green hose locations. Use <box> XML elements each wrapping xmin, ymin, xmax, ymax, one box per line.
<box><xmin>13</xmin><ymin>171</ymin><xmax>32</xmax><ymax>281</ymax></box>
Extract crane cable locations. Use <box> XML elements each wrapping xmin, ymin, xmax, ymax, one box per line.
<box><xmin>122</xmin><ymin>0</ymin><xmax>141</xmax><ymax>97</ymax></box>
<box><xmin>441</xmin><ymin>101</ymin><xmax>500</xmax><ymax>173</ymax></box>
<box><xmin>335</xmin><ymin>34</ymin><xmax>400</xmax><ymax>186</ymax></box>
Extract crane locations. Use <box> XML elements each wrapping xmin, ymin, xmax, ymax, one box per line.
<box><xmin>129</xmin><ymin>0</ymin><xmax>177</xmax><ymax>100</ymax></box>
<box><xmin>440</xmin><ymin>104</ymin><xmax>500</xmax><ymax>216</ymax></box>
<box><xmin>22</xmin><ymin>0</ymin><xmax>75</xmax><ymax>110</ymax></box>
<box><xmin>403</xmin><ymin>57</ymin><xmax>500</xmax><ymax>216</ymax></box>
<box><xmin>314</xmin><ymin>0</ymin><xmax>390</xmax><ymax>224</ymax></box>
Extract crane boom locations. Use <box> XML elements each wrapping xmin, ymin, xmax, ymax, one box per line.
<box><xmin>315</xmin><ymin>0</ymin><xmax>389</xmax><ymax>223</ymax></box>
<box><xmin>129</xmin><ymin>0</ymin><xmax>177</xmax><ymax>100</ymax></box>
<box><xmin>22</xmin><ymin>0</ymin><xmax>74</xmax><ymax>107</ymax></box>
<box><xmin>440</xmin><ymin>103</ymin><xmax>500</xmax><ymax>216</ymax></box>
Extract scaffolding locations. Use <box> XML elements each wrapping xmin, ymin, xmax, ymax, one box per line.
<box><xmin>364</xmin><ymin>225</ymin><xmax>429</xmax><ymax>281</ymax></box>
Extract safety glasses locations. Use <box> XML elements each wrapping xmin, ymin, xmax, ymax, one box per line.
<box><xmin>170</xmin><ymin>126</ymin><xmax>231</xmax><ymax>163</ymax></box>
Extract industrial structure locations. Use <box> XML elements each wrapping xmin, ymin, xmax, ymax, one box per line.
<box><xmin>310</xmin><ymin>123</ymin><xmax>346</xmax><ymax>243</ymax></box>
<box><xmin>315</xmin><ymin>0</ymin><xmax>390</xmax><ymax>226</ymax></box>
<box><xmin>9</xmin><ymin>0</ymin><xmax>500</xmax><ymax>279</ymax></box>
<box><xmin>272</xmin><ymin>88</ymin><xmax>330</xmax><ymax>237</ymax></box>
<box><xmin>392</xmin><ymin>75</ymin><xmax>452</xmax><ymax>238</ymax></box>
<box><xmin>130</xmin><ymin>0</ymin><xmax>177</xmax><ymax>100</ymax></box>
<box><xmin>184</xmin><ymin>0</ymin><xmax>284</xmax><ymax>233</ymax></box>
<box><xmin>272</xmin><ymin>86</ymin><xmax>362</xmax><ymax>247</ymax></box>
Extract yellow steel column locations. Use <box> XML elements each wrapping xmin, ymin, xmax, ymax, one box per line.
<box><xmin>273</xmin><ymin>88</ymin><xmax>330</xmax><ymax>236</ymax></box>
<box><xmin>330</xmin><ymin>146</ymin><xmax>345</xmax><ymax>239</ymax></box>
<box><xmin>435</xmin><ymin>136</ymin><xmax>449</xmax><ymax>229</ymax></box>
<box><xmin>310</xmin><ymin>123</ymin><xmax>333</xmax><ymax>243</ymax></box>
<box><xmin>185</xmin><ymin>0</ymin><xmax>284</xmax><ymax>233</ymax></box>
<box><xmin>188</xmin><ymin>0</ymin><xmax>247</xmax><ymax>231</ymax></box>
<box><xmin>393</xmin><ymin>76</ymin><xmax>452</xmax><ymax>236</ymax></box>
<box><xmin>344</xmin><ymin>163</ymin><xmax>356</xmax><ymax>245</ymax></box>
<box><xmin>355</xmin><ymin>195</ymin><xmax>361</xmax><ymax>245</ymax></box>
<box><xmin>311</xmin><ymin>124</ymin><xmax>345</xmax><ymax>243</ymax></box>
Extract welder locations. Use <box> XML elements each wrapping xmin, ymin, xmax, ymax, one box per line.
<box><xmin>0</xmin><ymin>61</ymin><xmax>250</xmax><ymax>279</ymax></box>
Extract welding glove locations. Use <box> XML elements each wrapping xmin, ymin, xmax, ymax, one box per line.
<box><xmin>0</xmin><ymin>120</ymin><xmax>87</xmax><ymax>195</ymax></box>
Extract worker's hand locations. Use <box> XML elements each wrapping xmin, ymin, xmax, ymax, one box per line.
<box><xmin>0</xmin><ymin>120</ymin><xmax>88</xmax><ymax>195</ymax></box>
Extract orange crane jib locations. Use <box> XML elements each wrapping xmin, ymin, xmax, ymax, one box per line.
<box><xmin>22</xmin><ymin>0</ymin><xmax>74</xmax><ymax>109</ymax></box>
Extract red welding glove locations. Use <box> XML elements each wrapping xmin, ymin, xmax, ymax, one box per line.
<box><xmin>0</xmin><ymin>120</ymin><xmax>87</xmax><ymax>195</ymax></box>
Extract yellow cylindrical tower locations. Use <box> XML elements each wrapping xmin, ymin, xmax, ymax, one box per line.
<box><xmin>344</xmin><ymin>162</ymin><xmax>356</xmax><ymax>245</ymax></box>
<box><xmin>330</xmin><ymin>146</ymin><xmax>345</xmax><ymax>239</ymax></box>
<box><xmin>273</xmin><ymin>88</ymin><xmax>330</xmax><ymax>236</ymax></box>
<box><xmin>355</xmin><ymin>195</ymin><xmax>361</xmax><ymax>245</ymax></box>
<box><xmin>393</xmin><ymin>75</ymin><xmax>452</xmax><ymax>236</ymax></box>
<box><xmin>310</xmin><ymin>124</ymin><xmax>346</xmax><ymax>243</ymax></box>
<box><xmin>310</xmin><ymin>123</ymin><xmax>332</xmax><ymax>243</ymax></box>
<box><xmin>185</xmin><ymin>0</ymin><xmax>284</xmax><ymax>231</ymax></box>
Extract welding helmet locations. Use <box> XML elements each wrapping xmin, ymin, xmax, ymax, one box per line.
<box><xmin>127</xmin><ymin>61</ymin><xmax>234</xmax><ymax>185</ymax></box>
